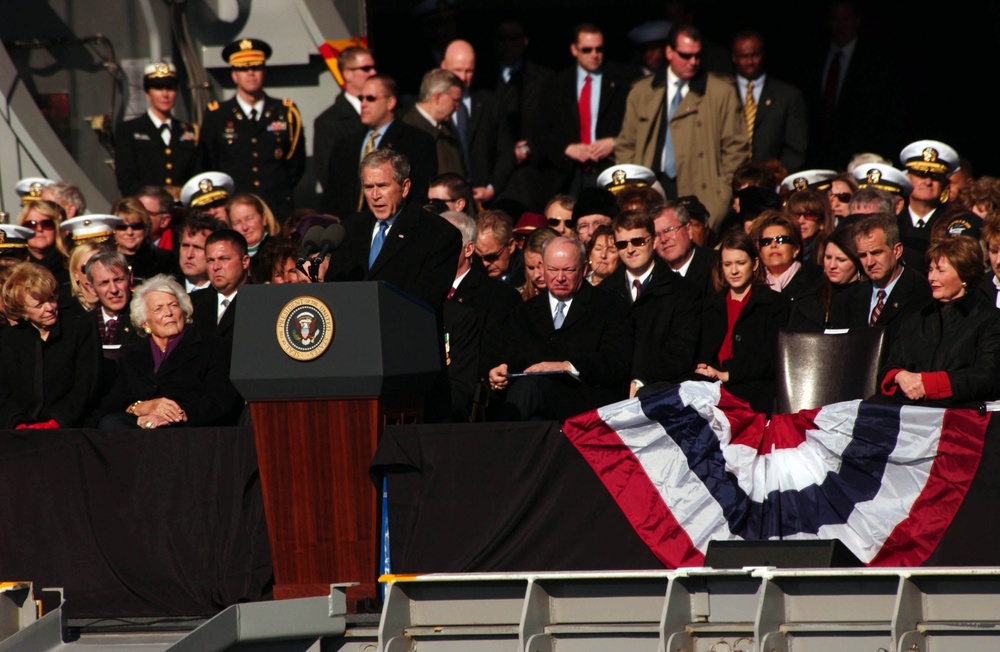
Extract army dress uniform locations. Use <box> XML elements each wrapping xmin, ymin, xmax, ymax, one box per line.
<box><xmin>198</xmin><ymin>95</ymin><xmax>304</xmax><ymax>219</ymax></box>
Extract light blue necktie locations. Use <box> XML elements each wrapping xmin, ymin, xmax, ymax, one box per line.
<box><xmin>369</xmin><ymin>220</ymin><xmax>389</xmax><ymax>269</ymax></box>
<box><xmin>553</xmin><ymin>301</ymin><xmax>566</xmax><ymax>329</ymax></box>
<box><xmin>662</xmin><ymin>81</ymin><xmax>684</xmax><ymax>179</ymax></box>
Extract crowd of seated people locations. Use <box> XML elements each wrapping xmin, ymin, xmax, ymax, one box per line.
<box><xmin>7</xmin><ymin>13</ymin><xmax>1000</xmax><ymax>429</ymax></box>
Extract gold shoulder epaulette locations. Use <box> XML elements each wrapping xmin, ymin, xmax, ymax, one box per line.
<box><xmin>207</xmin><ymin>101</ymin><xmax>219</xmax><ymax>111</ymax></box>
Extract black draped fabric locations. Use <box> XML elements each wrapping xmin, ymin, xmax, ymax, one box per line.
<box><xmin>0</xmin><ymin>427</ymin><xmax>271</xmax><ymax>618</ymax></box>
<box><xmin>371</xmin><ymin>422</ymin><xmax>664</xmax><ymax>573</ymax></box>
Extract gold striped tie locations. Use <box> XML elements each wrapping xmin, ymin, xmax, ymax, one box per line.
<box><xmin>744</xmin><ymin>80</ymin><xmax>756</xmax><ymax>150</ymax></box>
<box><xmin>358</xmin><ymin>130</ymin><xmax>378</xmax><ymax>211</ymax></box>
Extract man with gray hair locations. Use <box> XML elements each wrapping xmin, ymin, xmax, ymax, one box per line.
<box><xmin>85</xmin><ymin>250</ymin><xmax>137</xmax><ymax>350</ymax></box>
<box><xmin>41</xmin><ymin>181</ymin><xmax>86</xmax><ymax>219</ymax></box>
<box><xmin>136</xmin><ymin>185</ymin><xmax>177</xmax><ymax>251</ymax></box>
<box><xmin>402</xmin><ymin>68</ymin><xmax>467</xmax><ymax>177</ymax></box>
<box><xmin>652</xmin><ymin>200</ymin><xmax>716</xmax><ymax>297</ymax></box>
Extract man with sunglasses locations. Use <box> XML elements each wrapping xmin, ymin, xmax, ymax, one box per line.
<box><xmin>314</xmin><ymin>46</ymin><xmax>377</xmax><ymax>203</ymax></box>
<box><xmin>599</xmin><ymin>208</ymin><xmax>700</xmax><ymax>397</ymax></box>
<box><xmin>198</xmin><ymin>38</ymin><xmax>304</xmax><ymax>221</ymax></box>
<box><xmin>324</xmin><ymin>74</ymin><xmax>436</xmax><ymax>219</ymax></box>
<box><xmin>898</xmin><ymin>140</ymin><xmax>959</xmax><ymax>260</ymax></box>
<box><xmin>475</xmin><ymin>209</ymin><xmax>523</xmax><ymax>287</ymax></box>
<box><xmin>533</xmin><ymin>23</ymin><xmax>633</xmax><ymax>197</ymax></box>
<box><xmin>616</xmin><ymin>24</ymin><xmax>748</xmax><ymax>230</ymax></box>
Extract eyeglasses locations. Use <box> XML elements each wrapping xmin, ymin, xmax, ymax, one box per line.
<box><xmin>795</xmin><ymin>213</ymin><xmax>820</xmax><ymax>221</ymax></box>
<box><xmin>657</xmin><ymin>225</ymin><xmax>683</xmax><ymax>238</ymax></box>
<box><xmin>547</xmin><ymin>217</ymin><xmax>574</xmax><ymax>228</ymax></box>
<box><xmin>115</xmin><ymin>222</ymin><xmax>146</xmax><ymax>231</ymax></box>
<box><xmin>829</xmin><ymin>192</ymin><xmax>852</xmax><ymax>203</ymax></box>
<box><xmin>579</xmin><ymin>46</ymin><xmax>603</xmax><ymax>54</ymax></box>
<box><xmin>479</xmin><ymin>247</ymin><xmax>509</xmax><ymax>263</ymax></box>
<box><xmin>345</xmin><ymin>65</ymin><xmax>376</xmax><ymax>73</ymax></box>
<box><xmin>23</xmin><ymin>219</ymin><xmax>55</xmax><ymax>232</ymax></box>
<box><xmin>614</xmin><ymin>236</ymin><xmax>651</xmax><ymax>250</ymax></box>
<box><xmin>359</xmin><ymin>95</ymin><xmax>383</xmax><ymax>103</ymax></box>
<box><xmin>674</xmin><ymin>50</ymin><xmax>701</xmax><ymax>60</ymax></box>
<box><xmin>759</xmin><ymin>235</ymin><xmax>793</xmax><ymax>247</ymax></box>
<box><xmin>908</xmin><ymin>169</ymin><xmax>948</xmax><ymax>182</ymax></box>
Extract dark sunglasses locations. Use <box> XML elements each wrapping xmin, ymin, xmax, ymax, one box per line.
<box><xmin>829</xmin><ymin>192</ymin><xmax>852</xmax><ymax>203</ymax></box>
<box><xmin>674</xmin><ymin>51</ymin><xmax>701</xmax><ymax>60</ymax></box>
<box><xmin>547</xmin><ymin>217</ymin><xmax>574</xmax><ymax>228</ymax></box>
<box><xmin>345</xmin><ymin>65</ymin><xmax>376</xmax><ymax>73</ymax></box>
<box><xmin>796</xmin><ymin>212</ymin><xmax>820</xmax><ymax>221</ymax></box>
<box><xmin>23</xmin><ymin>219</ymin><xmax>55</xmax><ymax>232</ymax></box>
<box><xmin>759</xmin><ymin>235</ymin><xmax>793</xmax><ymax>247</ymax></box>
<box><xmin>908</xmin><ymin>169</ymin><xmax>948</xmax><ymax>182</ymax></box>
<box><xmin>360</xmin><ymin>95</ymin><xmax>383</xmax><ymax>103</ymax></box>
<box><xmin>579</xmin><ymin>46</ymin><xmax>603</xmax><ymax>54</ymax></box>
<box><xmin>115</xmin><ymin>221</ymin><xmax>146</xmax><ymax>231</ymax></box>
<box><xmin>479</xmin><ymin>249</ymin><xmax>507</xmax><ymax>263</ymax></box>
<box><xmin>614</xmin><ymin>236</ymin><xmax>650</xmax><ymax>250</ymax></box>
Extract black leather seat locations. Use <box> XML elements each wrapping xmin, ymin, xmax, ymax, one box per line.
<box><xmin>774</xmin><ymin>328</ymin><xmax>889</xmax><ymax>413</ymax></box>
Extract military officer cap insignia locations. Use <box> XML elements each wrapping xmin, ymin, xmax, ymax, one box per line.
<box><xmin>779</xmin><ymin>169</ymin><xmax>836</xmax><ymax>193</ymax></box>
<box><xmin>596</xmin><ymin>164</ymin><xmax>655</xmax><ymax>195</ymax></box>
<box><xmin>143</xmin><ymin>61</ymin><xmax>178</xmax><ymax>90</ymax></box>
<box><xmin>900</xmin><ymin>139</ymin><xmax>958</xmax><ymax>176</ymax></box>
<box><xmin>612</xmin><ymin>169</ymin><xmax>626</xmax><ymax>185</ymax></box>
<box><xmin>15</xmin><ymin>177</ymin><xmax>54</xmax><ymax>206</ymax></box>
<box><xmin>223</xmin><ymin>38</ymin><xmax>273</xmax><ymax>68</ymax></box>
<box><xmin>61</xmin><ymin>215</ymin><xmax>123</xmax><ymax>245</ymax></box>
<box><xmin>852</xmin><ymin>163</ymin><xmax>912</xmax><ymax>196</ymax></box>
<box><xmin>182</xmin><ymin>171</ymin><xmax>235</xmax><ymax>208</ymax></box>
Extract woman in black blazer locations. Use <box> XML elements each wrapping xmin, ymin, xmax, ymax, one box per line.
<box><xmin>696</xmin><ymin>229</ymin><xmax>790</xmax><ymax>414</ymax></box>
<box><xmin>752</xmin><ymin>209</ymin><xmax>823</xmax><ymax>305</ymax></box>
<box><xmin>97</xmin><ymin>274</ymin><xmax>241</xmax><ymax>429</ymax></box>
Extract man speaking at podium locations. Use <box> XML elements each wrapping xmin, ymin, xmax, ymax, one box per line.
<box><xmin>325</xmin><ymin>149</ymin><xmax>461</xmax><ymax>310</ymax></box>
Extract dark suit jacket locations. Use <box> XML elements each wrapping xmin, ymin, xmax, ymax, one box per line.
<box><xmin>0</xmin><ymin>315</ymin><xmax>100</xmax><ymax>428</ymax></box>
<box><xmin>828</xmin><ymin>264</ymin><xmax>933</xmax><ymax>350</ymax></box>
<box><xmin>325</xmin><ymin>202</ymin><xmax>461</xmax><ymax>310</ymax></box>
<box><xmin>600</xmin><ymin>260</ymin><xmax>701</xmax><ymax>385</ymax></box>
<box><xmin>402</xmin><ymin>107</ymin><xmax>466</xmax><ymax>178</ymax></box>
<box><xmin>124</xmin><ymin>239</ymin><xmax>181</xmax><ymax>285</ymax></box>
<box><xmin>313</xmin><ymin>93</ymin><xmax>363</xmax><ymax>195</ymax></box>
<box><xmin>462</xmin><ymin>89</ymin><xmax>515</xmax><ymax>194</ymax></box>
<box><xmin>672</xmin><ymin>245</ymin><xmax>717</xmax><ymax>299</ymax></box>
<box><xmin>114</xmin><ymin>113</ymin><xmax>198</xmax><ymax>196</ymax></box>
<box><xmin>978</xmin><ymin>273</ymin><xmax>999</xmax><ymax>306</ymax></box>
<box><xmin>501</xmin><ymin>282</ymin><xmax>633</xmax><ymax>419</ymax></box>
<box><xmin>532</xmin><ymin>64</ymin><xmax>633</xmax><ymax>191</ymax></box>
<box><xmin>325</xmin><ymin>118</ymin><xmax>437</xmax><ymax>219</ymax></box>
<box><xmin>699</xmin><ymin>285</ymin><xmax>790</xmax><ymax>414</ymax></box>
<box><xmin>97</xmin><ymin>326</ymin><xmax>242</xmax><ymax>426</ymax></box>
<box><xmin>740</xmin><ymin>75</ymin><xmax>808</xmax><ymax>173</ymax></box>
<box><xmin>189</xmin><ymin>287</ymin><xmax>239</xmax><ymax>343</ymax></box>
<box><xmin>450</xmin><ymin>263</ymin><xmax>522</xmax><ymax>376</ymax></box>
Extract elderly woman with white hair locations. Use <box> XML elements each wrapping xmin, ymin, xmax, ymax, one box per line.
<box><xmin>97</xmin><ymin>274</ymin><xmax>241</xmax><ymax>429</ymax></box>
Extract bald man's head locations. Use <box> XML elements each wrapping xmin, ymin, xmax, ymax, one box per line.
<box><xmin>442</xmin><ymin>39</ymin><xmax>476</xmax><ymax>89</ymax></box>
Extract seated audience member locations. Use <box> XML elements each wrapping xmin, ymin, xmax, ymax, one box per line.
<box><xmin>189</xmin><ymin>230</ymin><xmax>249</xmax><ymax>343</ymax></box>
<box><xmin>111</xmin><ymin>196</ymin><xmax>178</xmax><ymax>283</ymax></box>
<box><xmin>788</xmin><ymin>226</ymin><xmax>864</xmax><ymax>331</ymax></box>
<box><xmin>67</xmin><ymin>241</ymin><xmax>104</xmax><ymax>314</ymax></box>
<box><xmin>978</xmin><ymin>218</ymin><xmax>1000</xmax><ymax>308</ymax></box>
<box><xmin>518</xmin><ymin>226</ymin><xmax>558</xmax><ymax>301</ymax></box>
<box><xmin>227</xmin><ymin>193</ymin><xmax>280</xmax><ymax>282</ymax></box>
<box><xmin>785</xmin><ymin>189</ymin><xmax>835</xmax><ymax>264</ymax></box>
<box><xmin>488</xmin><ymin>236</ymin><xmax>633</xmax><ymax>420</ymax></box>
<box><xmin>826</xmin><ymin>173</ymin><xmax>859</xmax><ymax>224</ymax></box>
<box><xmin>616</xmin><ymin>185</ymin><xmax>664</xmax><ymax>214</ymax></box>
<box><xmin>652</xmin><ymin>200</ymin><xmax>716</xmax><ymax>297</ymax></box>
<box><xmin>97</xmin><ymin>274</ymin><xmax>242</xmax><ymax>428</ymax></box>
<box><xmin>695</xmin><ymin>229</ymin><xmax>790</xmax><ymax>413</ymax></box>
<box><xmin>0</xmin><ymin>263</ymin><xmax>100</xmax><ymax>428</ymax></box>
<box><xmin>543</xmin><ymin>194</ymin><xmax>576</xmax><ymax>236</ymax></box>
<box><xmin>512</xmin><ymin>212</ymin><xmax>547</xmax><ymax>249</ymax></box>
<box><xmin>40</xmin><ymin>180</ymin><xmax>86</xmax><ymax>221</ymax></box>
<box><xmin>256</xmin><ymin>237</ymin><xmax>311</xmax><ymax>284</ymax></box>
<box><xmin>829</xmin><ymin>213</ymin><xmax>933</xmax><ymax>349</ymax></box>
<box><xmin>572</xmin><ymin>187</ymin><xmax>618</xmax><ymax>245</ymax></box>
<box><xmin>428</xmin><ymin>173</ymin><xmax>478</xmax><ymax>218</ymax></box>
<box><xmin>601</xmin><ymin>209</ymin><xmax>700</xmax><ymax>395</ymax></box>
<box><xmin>19</xmin><ymin>199</ymin><xmax>69</xmax><ymax>287</ymax></box>
<box><xmin>879</xmin><ymin>236</ymin><xmax>1000</xmax><ymax>407</ymax></box>
<box><xmin>475</xmin><ymin>209</ymin><xmax>523</xmax><ymax>286</ymax></box>
<box><xmin>178</xmin><ymin>212</ymin><xmax>223</xmax><ymax>293</ymax></box>
<box><xmin>0</xmin><ymin>225</ymin><xmax>33</xmax><ymax>272</ymax></box>
<box><xmin>86</xmin><ymin>250</ymin><xmax>140</xmax><ymax>349</ymax></box>
<box><xmin>733</xmin><ymin>185</ymin><xmax>782</xmax><ymax>235</ymax></box>
<box><xmin>953</xmin><ymin>175</ymin><xmax>1000</xmax><ymax>220</ymax></box>
<box><xmin>180</xmin><ymin>171</ymin><xmax>235</xmax><ymax>225</ymax></box>
<box><xmin>585</xmin><ymin>224</ymin><xmax>618</xmax><ymax>285</ymax></box>
<box><xmin>136</xmin><ymin>185</ymin><xmax>178</xmax><ymax>251</ymax></box>
<box><xmin>676</xmin><ymin>195</ymin><xmax>712</xmax><ymax>248</ymax></box>
<box><xmin>753</xmin><ymin>210</ymin><xmax>823</xmax><ymax>305</ymax></box>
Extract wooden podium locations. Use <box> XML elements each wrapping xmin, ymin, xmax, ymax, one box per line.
<box><xmin>230</xmin><ymin>282</ymin><xmax>440</xmax><ymax>607</ymax></box>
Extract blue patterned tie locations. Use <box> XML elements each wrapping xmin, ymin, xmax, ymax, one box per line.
<box><xmin>662</xmin><ymin>81</ymin><xmax>684</xmax><ymax>178</ymax></box>
<box><xmin>553</xmin><ymin>301</ymin><xmax>566</xmax><ymax>329</ymax></box>
<box><xmin>369</xmin><ymin>220</ymin><xmax>389</xmax><ymax>269</ymax></box>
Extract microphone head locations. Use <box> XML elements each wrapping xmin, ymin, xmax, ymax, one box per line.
<box><xmin>320</xmin><ymin>223</ymin><xmax>347</xmax><ymax>249</ymax></box>
<box><xmin>300</xmin><ymin>224</ymin><xmax>325</xmax><ymax>256</ymax></box>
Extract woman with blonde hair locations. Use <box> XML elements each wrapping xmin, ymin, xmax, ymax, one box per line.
<box><xmin>19</xmin><ymin>199</ymin><xmax>69</xmax><ymax>284</ymax></box>
<box><xmin>67</xmin><ymin>241</ymin><xmax>104</xmax><ymax>312</ymax></box>
<box><xmin>112</xmin><ymin>196</ymin><xmax>176</xmax><ymax>283</ymax></box>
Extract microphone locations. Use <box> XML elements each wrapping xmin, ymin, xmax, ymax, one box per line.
<box><xmin>315</xmin><ymin>223</ymin><xmax>347</xmax><ymax>261</ymax></box>
<box><xmin>297</xmin><ymin>225</ymin><xmax>325</xmax><ymax>262</ymax></box>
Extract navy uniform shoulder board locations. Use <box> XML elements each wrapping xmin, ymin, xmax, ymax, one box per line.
<box><xmin>207</xmin><ymin>101</ymin><xmax>219</xmax><ymax>111</ymax></box>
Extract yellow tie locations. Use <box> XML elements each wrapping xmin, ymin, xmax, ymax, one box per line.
<box><xmin>358</xmin><ymin>131</ymin><xmax>378</xmax><ymax>211</ymax></box>
<box><xmin>744</xmin><ymin>80</ymin><xmax>756</xmax><ymax>150</ymax></box>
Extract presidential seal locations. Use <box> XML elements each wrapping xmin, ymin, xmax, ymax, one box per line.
<box><xmin>276</xmin><ymin>296</ymin><xmax>334</xmax><ymax>361</ymax></box>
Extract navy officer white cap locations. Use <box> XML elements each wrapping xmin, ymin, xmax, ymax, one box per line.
<box><xmin>899</xmin><ymin>139</ymin><xmax>959</xmax><ymax>177</ymax></box>
<box><xmin>780</xmin><ymin>169</ymin><xmax>837</xmax><ymax>193</ymax></box>
<box><xmin>180</xmin><ymin>171</ymin><xmax>235</xmax><ymax>208</ymax></box>
<box><xmin>853</xmin><ymin>164</ymin><xmax>913</xmax><ymax>196</ymax></box>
